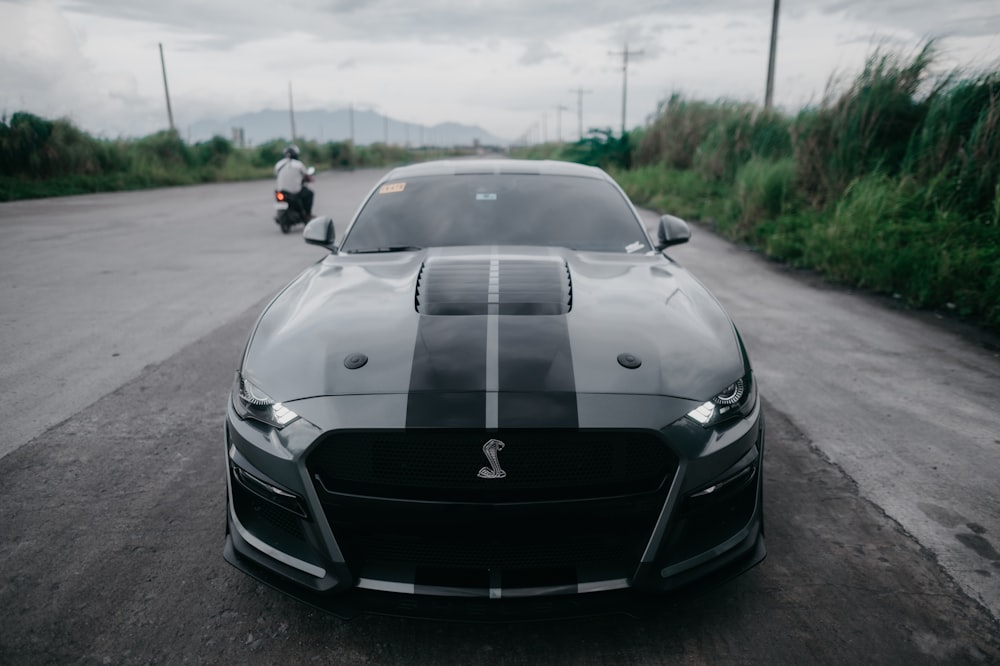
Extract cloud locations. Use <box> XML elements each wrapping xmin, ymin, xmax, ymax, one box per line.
<box><xmin>49</xmin><ymin>0</ymin><xmax>774</xmax><ymax>44</ymax></box>
<box><xmin>0</xmin><ymin>1</ymin><xmax>162</xmax><ymax>134</ymax></box>
<box><xmin>3</xmin><ymin>0</ymin><xmax>998</xmax><ymax>141</ymax></box>
<box><xmin>43</xmin><ymin>0</ymin><xmax>1000</xmax><ymax>49</ymax></box>
<box><xmin>519</xmin><ymin>41</ymin><xmax>559</xmax><ymax>66</ymax></box>
<box><xmin>817</xmin><ymin>0</ymin><xmax>1000</xmax><ymax>37</ymax></box>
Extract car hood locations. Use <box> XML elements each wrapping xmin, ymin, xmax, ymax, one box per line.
<box><xmin>242</xmin><ymin>246</ymin><xmax>745</xmax><ymax>405</ymax></box>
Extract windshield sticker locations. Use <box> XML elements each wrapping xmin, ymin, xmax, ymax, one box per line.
<box><xmin>475</xmin><ymin>193</ymin><xmax>497</xmax><ymax>201</ymax></box>
<box><xmin>379</xmin><ymin>182</ymin><xmax>406</xmax><ymax>194</ymax></box>
<box><xmin>625</xmin><ymin>241</ymin><xmax>644</xmax><ymax>253</ymax></box>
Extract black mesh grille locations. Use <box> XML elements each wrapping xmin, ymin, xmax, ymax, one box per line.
<box><xmin>322</xmin><ymin>484</ymin><xmax>668</xmax><ymax>574</ymax></box>
<box><xmin>415</xmin><ymin>256</ymin><xmax>572</xmax><ymax>315</ymax></box>
<box><xmin>307</xmin><ymin>429</ymin><xmax>675</xmax><ymax>502</ymax></box>
<box><xmin>659</xmin><ymin>464</ymin><xmax>759</xmax><ymax>566</ymax></box>
<box><xmin>232</xmin><ymin>477</ymin><xmax>305</xmax><ymax>540</ymax></box>
<box><xmin>338</xmin><ymin>512</ymin><xmax>653</xmax><ymax>570</ymax></box>
<box><xmin>309</xmin><ymin>430</ymin><xmax>675</xmax><ymax>576</ymax></box>
<box><xmin>360</xmin><ymin>536</ymin><xmax>623</xmax><ymax>568</ymax></box>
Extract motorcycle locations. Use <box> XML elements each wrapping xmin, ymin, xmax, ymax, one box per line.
<box><xmin>273</xmin><ymin>166</ymin><xmax>316</xmax><ymax>234</ymax></box>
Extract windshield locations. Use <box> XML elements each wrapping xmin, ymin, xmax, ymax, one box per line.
<box><xmin>340</xmin><ymin>173</ymin><xmax>651</xmax><ymax>253</ymax></box>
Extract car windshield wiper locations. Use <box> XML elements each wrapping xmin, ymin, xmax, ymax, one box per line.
<box><xmin>348</xmin><ymin>246</ymin><xmax>423</xmax><ymax>254</ymax></box>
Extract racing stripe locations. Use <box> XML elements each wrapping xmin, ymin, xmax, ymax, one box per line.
<box><xmin>406</xmin><ymin>254</ymin><xmax>578</xmax><ymax>428</ymax></box>
<box><xmin>406</xmin><ymin>313</ymin><xmax>488</xmax><ymax>428</ymax></box>
<box><xmin>485</xmin><ymin>254</ymin><xmax>500</xmax><ymax>429</ymax></box>
<box><xmin>497</xmin><ymin>311</ymin><xmax>578</xmax><ymax>428</ymax></box>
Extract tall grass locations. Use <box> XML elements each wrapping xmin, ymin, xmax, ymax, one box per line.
<box><xmin>730</xmin><ymin>157</ymin><xmax>798</xmax><ymax>236</ymax></box>
<box><xmin>635</xmin><ymin>95</ymin><xmax>731</xmax><ymax>170</ymax></box>
<box><xmin>609</xmin><ymin>164</ymin><xmax>726</xmax><ymax>222</ymax></box>
<box><xmin>510</xmin><ymin>128</ymin><xmax>635</xmax><ymax>171</ymax></box>
<box><xmin>610</xmin><ymin>42</ymin><xmax>1000</xmax><ymax>326</ymax></box>
<box><xmin>793</xmin><ymin>44</ymin><xmax>934</xmax><ymax>207</ymax></box>
<box><xmin>0</xmin><ymin>112</ymin><xmax>452</xmax><ymax>201</ymax></box>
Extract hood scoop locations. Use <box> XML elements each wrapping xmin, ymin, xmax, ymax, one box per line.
<box><xmin>415</xmin><ymin>256</ymin><xmax>572</xmax><ymax>316</ymax></box>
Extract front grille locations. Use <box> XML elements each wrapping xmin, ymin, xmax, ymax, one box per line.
<box><xmin>360</xmin><ymin>535</ymin><xmax>624</xmax><ymax>569</ymax></box>
<box><xmin>337</xmin><ymin>500</ymin><xmax>657</xmax><ymax>570</ymax></box>
<box><xmin>322</xmin><ymin>486</ymin><xmax>668</xmax><ymax>577</ymax></box>
<box><xmin>307</xmin><ymin>429</ymin><xmax>675</xmax><ymax>502</ymax></box>
<box><xmin>307</xmin><ymin>429</ymin><xmax>675</xmax><ymax>581</ymax></box>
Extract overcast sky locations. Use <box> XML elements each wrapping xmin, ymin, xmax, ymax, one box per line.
<box><xmin>1</xmin><ymin>0</ymin><xmax>998</xmax><ymax>142</ymax></box>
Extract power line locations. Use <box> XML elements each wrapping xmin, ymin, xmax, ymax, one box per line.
<box><xmin>158</xmin><ymin>43</ymin><xmax>174</xmax><ymax>133</ymax></box>
<box><xmin>608</xmin><ymin>42</ymin><xmax>644</xmax><ymax>135</ymax></box>
<box><xmin>554</xmin><ymin>104</ymin><xmax>569</xmax><ymax>143</ymax></box>
<box><xmin>569</xmin><ymin>87</ymin><xmax>592</xmax><ymax>141</ymax></box>
<box><xmin>288</xmin><ymin>81</ymin><xmax>297</xmax><ymax>141</ymax></box>
<box><xmin>765</xmin><ymin>0</ymin><xmax>781</xmax><ymax>109</ymax></box>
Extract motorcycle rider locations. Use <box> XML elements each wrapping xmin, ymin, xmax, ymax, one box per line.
<box><xmin>274</xmin><ymin>144</ymin><xmax>314</xmax><ymax>219</ymax></box>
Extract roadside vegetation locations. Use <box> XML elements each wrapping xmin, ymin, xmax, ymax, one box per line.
<box><xmin>516</xmin><ymin>43</ymin><xmax>1000</xmax><ymax>328</ymax></box>
<box><xmin>5</xmin><ymin>42</ymin><xmax>997</xmax><ymax>327</ymax></box>
<box><xmin>0</xmin><ymin>112</ymin><xmax>466</xmax><ymax>201</ymax></box>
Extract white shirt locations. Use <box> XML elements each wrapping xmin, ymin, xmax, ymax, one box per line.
<box><xmin>275</xmin><ymin>157</ymin><xmax>308</xmax><ymax>193</ymax></box>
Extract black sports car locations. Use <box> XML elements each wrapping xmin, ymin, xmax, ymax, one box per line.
<box><xmin>224</xmin><ymin>159</ymin><xmax>765</xmax><ymax>619</ymax></box>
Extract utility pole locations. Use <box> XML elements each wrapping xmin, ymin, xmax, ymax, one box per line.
<box><xmin>288</xmin><ymin>81</ymin><xmax>297</xmax><ymax>141</ymax></box>
<box><xmin>158</xmin><ymin>43</ymin><xmax>175</xmax><ymax>133</ymax></box>
<box><xmin>384</xmin><ymin>114</ymin><xmax>389</xmax><ymax>144</ymax></box>
<box><xmin>349</xmin><ymin>103</ymin><xmax>355</xmax><ymax>145</ymax></box>
<box><xmin>554</xmin><ymin>104</ymin><xmax>568</xmax><ymax>143</ymax></box>
<box><xmin>569</xmin><ymin>86</ymin><xmax>592</xmax><ymax>141</ymax></box>
<box><xmin>765</xmin><ymin>0</ymin><xmax>780</xmax><ymax>109</ymax></box>
<box><xmin>608</xmin><ymin>42</ymin><xmax>644</xmax><ymax>135</ymax></box>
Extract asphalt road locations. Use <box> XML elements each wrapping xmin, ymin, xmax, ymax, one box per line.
<box><xmin>1</xmin><ymin>168</ymin><xmax>999</xmax><ymax>664</ymax></box>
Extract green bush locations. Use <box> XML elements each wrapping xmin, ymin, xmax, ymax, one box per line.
<box><xmin>356</xmin><ymin>142</ymin><xmax>412</xmax><ymax>168</ymax></box>
<box><xmin>0</xmin><ymin>112</ymin><xmax>109</xmax><ymax>178</ymax></box>
<box><xmin>327</xmin><ymin>141</ymin><xmax>355</xmax><ymax>169</ymax></box>
<box><xmin>253</xmin><ymin>139</ymin><xmax>287</xmax><ymax>168</ymax></box>
<box><xmin>751</xmin><ymin>210</ymin><xmax>823</xmax><ymax>265</ymax></box>
<box><xmin>635</xmin><ymin>95</ymin><xmax>730</xmax><ymax>170</ymax></box>
<box><xmin>135</xmin><ymin>130</ymin><xmax>193</xmax><ymax>168</ymax></box>
<box><xmin>511</xmin><ymin>130</ymin><xmax>635</xmax><ymax>170</ymax></box>
<box><xmin>729</xmin><ymin>157</ymin><xmax>798</xmax><ymax>237</ymax></box>
<box><xmin>695</xmin><ymin>108</ymin><xmax>792</xmax><ymax>183</ymax></box>
<box><xmin>509</xmin><ymin>142</ymin><xmax>572</xmax><ymax>161</ymax></box>
<box><xmin>569</xmin><ymin>42</ymin><xmax>1000</xmax><ymax>327</ymax></box>
<box><xmin>196</xmin><ymin>135</ymin><xmax>232</xmax><ymax>168</ymax></box>
<box><xmin>0</xmin><ymin>114</ymin><xmax>447</xmax><ymax>202</ymax></box>
<box><xmin>611</xmin><ymin>164</ymin><xmax>727</xmax><ymax>222</ymax></box>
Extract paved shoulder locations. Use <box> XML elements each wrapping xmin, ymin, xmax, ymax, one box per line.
<box><xmin>649</xmin><ymin>211</ymin><xmax>1000</xmax><ymax>621</ymax></box>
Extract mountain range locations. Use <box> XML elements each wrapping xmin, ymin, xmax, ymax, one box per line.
<box><xmin>189</xmin><ymin>108</ymin><xmax>510</xmax><ymax>148</ymax></box>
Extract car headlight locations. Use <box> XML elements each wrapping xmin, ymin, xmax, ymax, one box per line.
<box><xmin>232</xmin><ymin>372</ymin><xmax>299</xmax><ymax>429</ymax></box>
<box><xmin>686</xmin><ymin>371</ymin><xmax>756</xmax><ymax>427</ymax></box>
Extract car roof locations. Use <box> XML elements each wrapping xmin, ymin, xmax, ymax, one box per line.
<box><xmin>383</xmin><ymin>159</ymin><xmax>610</xmax><ymax>182</ymax></box>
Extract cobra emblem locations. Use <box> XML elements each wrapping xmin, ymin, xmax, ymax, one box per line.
<box><xmin>477</xmin><ymin>438</ymin><xmax>507</xmax><ymax>479</ymax></box>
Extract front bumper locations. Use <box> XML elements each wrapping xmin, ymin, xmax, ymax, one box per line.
<box><xmin>223</xmin><ymin>393</ymin><xmax>766</xmax><ymax>620</ymax></box>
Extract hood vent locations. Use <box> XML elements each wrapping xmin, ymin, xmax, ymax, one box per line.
<box><xmin>416</xmin><ymin>256</ymin><xmax>572</xmax><ymax>315</ymax></box>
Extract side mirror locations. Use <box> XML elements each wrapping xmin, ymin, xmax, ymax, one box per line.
<box><xmin>306</xmin><ymin>166</ymin><xmax>316</xmax><ymax>176</ymax></box>
<box><xmin>303</xmin><ymin>216</ymin><xmax>337</xmax><ymax>251</ymax></box>
<box><xmin>656</xmin><ymin>214</ymin><xmax>691</xmax><ymax>250</ymax></box>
